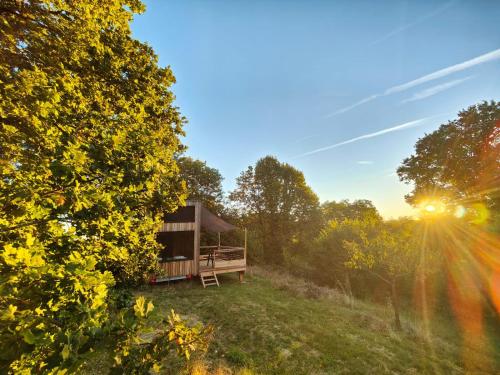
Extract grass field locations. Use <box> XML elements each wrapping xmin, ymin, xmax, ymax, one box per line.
<box><xmin>81</xmin><ymin>267</ymin><xmax>499</xmax><ymax>374</ymax></box>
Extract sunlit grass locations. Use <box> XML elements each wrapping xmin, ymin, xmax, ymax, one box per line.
<box><xmin>80</xmin><ymin>267</ymin><xmax>499</xmax><ymax>374</ymax></box>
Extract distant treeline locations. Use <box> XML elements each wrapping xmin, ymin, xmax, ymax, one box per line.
<box><xmin>179</xmin><ymin>102</ymin><xmax>500</xmax><ymax>331</ymax></box>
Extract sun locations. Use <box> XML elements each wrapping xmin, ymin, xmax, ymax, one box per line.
<box><xmin>424</xmin><ymin>204</ymin><xmax>436</xmax><ymax>213</ymax></box>
<box><xmin>418</xmin><ymin>199</ymin><xmax>446</xmax><ymax>217</ymax></box>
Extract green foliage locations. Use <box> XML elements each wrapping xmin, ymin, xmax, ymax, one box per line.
<box><xmin>343</xmin><ymin>219</ymin><xmax>418</xmax><ymax>277</ymax></box>
<box><xmin>112</xmin><ymin>288</ymin><xmax>135</xmax><ymax>309</ymax></box>
<box><xmin>309</xmin><ymin>214</ymin><xmax>382</xmax><ymax>291</ymax></box>
<box><xmin>321</xmin><ymin>199</ymin><xmax>382</xmax><ymax>223</ymax></box>
<box><xmin>111</xmin><ymin>298</ymin><xmax>212</xmax><ymax>374</ymax></box>
<box><xmin>177</xmin><ymin>157</ymin><xmax>225</xmax><ymax>214</ymax></box>
<box><xmin>1</xmin><ymin>249</ymin><xmax>116</xmax><ymax>373</ymax></box>
<box><xmin>341</xmin><ymin>218</ymin><xmax>421</xmax><ymax>329</ymax></box>
<box><xmin>230</xmin><ymin>156</ymin><xmax>320</xmax><ymax>264</ymax></box>
<box><xmin>0</xmin><ymin>0</ymin><xmax>187</xmax><ymax>372</ymax></box>
<box><xmin>398</xmin><ymin>101</ymin><xmax>499</xmax><ymax>214</ymax></box>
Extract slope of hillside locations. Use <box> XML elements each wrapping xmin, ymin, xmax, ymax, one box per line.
<box><xmin>81</xmin><ymin>267</ymin><xmax>499</xmax><ymax>374</ymax></box>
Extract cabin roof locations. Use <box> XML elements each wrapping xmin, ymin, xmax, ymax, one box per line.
<box><xmin>200</xmin><ymin>205</ymin><xmax>236</xmax><ymax>232</ymax></box>
<box><xmin>163</xmin><ymin>201</ymin><xmax>237</xmax><ymax>233</ymax></box>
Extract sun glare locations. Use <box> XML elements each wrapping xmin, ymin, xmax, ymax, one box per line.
<box><xmin>418</xmin><ymin>199</ymin><xmax>446</xmax><ymax>217</ymax></box>
<box><xmin>425</xmin><ymin>204</ymin><xmax>436</xmax><ymax>212</ymax></box>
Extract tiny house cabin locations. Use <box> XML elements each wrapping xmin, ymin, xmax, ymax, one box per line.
<box><xmin>155</xmin><ymin>201</ymin><xmax>246</xmax><ymax>287</ymax></box>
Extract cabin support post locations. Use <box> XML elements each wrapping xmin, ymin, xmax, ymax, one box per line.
<box><xmin>244</xmin><ymin>228</ymin><xmax>247</xmax><ymax>261</ymax></box>
<box><xmin>193</xmin><ymin>201</ymin><xmax>201</xmax><ymax>276</ymax></box>
<box><xmin>239</xmin><ymin>228</ymin><xmax>247</xmax><ymax>283</ymax></box>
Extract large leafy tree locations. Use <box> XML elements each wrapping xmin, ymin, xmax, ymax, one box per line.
<box><xmin>177</xmin><ymin>156</ymin><xmax>225</xmax><ymax>214</ymax></box>
<box><xmin>0</xmin><ymin>0</ymin><xmax>186</xmax><ymax>371</ymax></box>
<box><xmin>230</xmin><ymin>156</ymin><xmax>320</xmax><ymax>264</ymax></box>
<box><xmin>397</xmin><ymin>101</ymin><xmax>499</xmax><ymax>213</ymax></box>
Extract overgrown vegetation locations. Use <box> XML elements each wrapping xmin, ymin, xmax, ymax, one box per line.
<box><xmin>83</xmin><ymin>270</ymin><xmax>500</xmax><ymax>374</ymax></box>
<box><xmin>0</xmin><ymin>0</ymin><xmax>498</xmax><ymax>372</ymax></box>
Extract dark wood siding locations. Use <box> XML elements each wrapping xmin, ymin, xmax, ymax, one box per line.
<box><xmin>163</xmin><ymin>206</ymin><xmax>195</xmax><ymax>223</ymax></box>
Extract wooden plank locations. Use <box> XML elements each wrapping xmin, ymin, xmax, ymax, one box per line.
<box><xmin>159</xmin><ymin>222</ymin><xmax>196</xmax><ymax>232</ymax></box>
<box><xmin>215</xmin><ymin>259</ymin><xmax>246</xmax><ymax>268</ymax></box>
<box><xmin>158</xmin><ymin>260</ymin><xmax>194</xmax><ymax>278</ymax></box>
<box><xmin>213</xmin><ymin>266</ymin><xmax>246</xmax><ymax>275</ymax></box>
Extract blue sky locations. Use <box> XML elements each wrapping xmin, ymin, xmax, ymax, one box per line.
<box><xmin>131</xmin><ymin>0</ymin><xmax>500</xmax><ymax>218</ymax></box>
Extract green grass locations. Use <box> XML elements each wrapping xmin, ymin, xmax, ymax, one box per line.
<box><xmin>81</xmin><ymin>268</ymin><xmax>499</xmax><ymax>374</ymax></box>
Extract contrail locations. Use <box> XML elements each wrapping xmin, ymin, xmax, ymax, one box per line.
<box><xmin>370</xmin><ymin>0</ymin><xmax>458</xmax><ymax>46</ymax></box>
<box><xmin>294</xmin><ymin>117</ymin><xmax>430</xmax><ymax>158</ymax></box>
<box><xmin>326</xmin><ymin>48</ymin><xmax>500</xmax><ymax>117</ymax></box>
<box><xmin>401</xmin><ymin>76</ymin><xmax>473</xmax><ymax>103</ymax></box>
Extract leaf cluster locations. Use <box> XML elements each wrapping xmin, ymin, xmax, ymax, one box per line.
<box><xmin>111</xmin><ymin>298</ymin><xmax>212</xmax><ymax>374</ymax></box>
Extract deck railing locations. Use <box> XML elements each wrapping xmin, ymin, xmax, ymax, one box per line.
<box><xmin>200</xmin><ymin>245</ymin><xmax>245</xmax><ymax>269</ymax></box>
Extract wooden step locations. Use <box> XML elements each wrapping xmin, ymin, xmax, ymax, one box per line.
<box><xmin>200</xmin><ymin>271</ymin><xmax>219</xmax><ymax>288</ymax></box>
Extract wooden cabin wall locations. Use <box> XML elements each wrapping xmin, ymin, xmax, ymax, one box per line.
<box><xmin>158</xmin><ymin>260</ymin><xmax>194</xmax><ymax>278</ymax></box>
<box><xmin>163</xmin><ymin>205</ymin><xmax>195</xmax><ymax>223</ymax></box>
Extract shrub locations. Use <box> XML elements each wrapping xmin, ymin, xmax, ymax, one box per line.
<box><xmin>111</xmin><ymin>298</ymin><xmax>212</xmax><ymax>374</ymax></box>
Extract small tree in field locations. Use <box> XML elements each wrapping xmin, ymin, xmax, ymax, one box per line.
<box><xmin>344</xmin><ymin>219</ymin><xmax>419</xmax><ymax>330</ymax></box>
<box><xmin>312</xmin><ymin>212</ymin><xmax>382</xmax><ymax>296</ymax></box>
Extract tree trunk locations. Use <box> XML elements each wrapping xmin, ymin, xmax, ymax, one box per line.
<box><xmin>390</xmin><ymin>278</ymin><xmax>402</xmax><ymax>331</ymax></box>
<box><xmin>345</xmin><ymin>272</ymin><xmax>353</xmax><ymax>308</ymax></box>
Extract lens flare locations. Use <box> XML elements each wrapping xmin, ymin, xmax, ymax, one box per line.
<box><xmin>470</xmin><ymin>203</ymin><xmax>490</xmax><ymax>224</ymax></box>
<box><xmin>415</xmin><ymin>218</ymin><xmax>500</xmax><ymax>373</ymax></box>
<box><xmin>454</xmin><ymin>205</ymin><xmax>466</xmax><ymax>218</ymax></box>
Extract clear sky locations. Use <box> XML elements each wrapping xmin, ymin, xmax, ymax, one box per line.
<box><xmin>131</xmin><ymin>0</ymin><xmax>500</xmax><ymax>218</ymax></box>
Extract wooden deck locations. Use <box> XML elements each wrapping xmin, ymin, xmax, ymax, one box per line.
<box><xmin>199</xmin><ymin>246</ymin><xmax>246</xmax><ymax>276</ymax></box>
<box><xmin>155</xmin><ymin>245</ymin><xmax>246</xmax><ymax>282</ymax></box>
<box><xmin>199</xmin><ymin>262</ymin><xmax>246</xmax><ymax>275</ymax></box>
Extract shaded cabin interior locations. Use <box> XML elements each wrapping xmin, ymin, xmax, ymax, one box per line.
<box><xmin>155</xmin><ymin>201</ymin><xmax>246</xmax><ymax>282</ymax></box>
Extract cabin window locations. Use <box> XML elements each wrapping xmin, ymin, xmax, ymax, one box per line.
<box><xmin>156</xmin><ymin>231</ymin><xmax>194</xmax><ymax>261</ymax></box>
